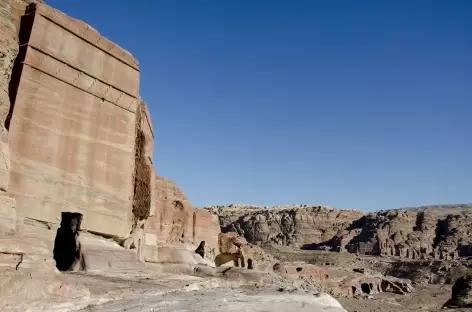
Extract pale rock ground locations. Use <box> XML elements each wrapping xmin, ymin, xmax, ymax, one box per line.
<box><xmin>0</xmin><ymin>267</ymin><xmax>348</xmax><ymax>312</ymax></box>
<box><xmin>80</xmin><ymin>288</ymin><xmax>347</xmax><ymax>312</ymax></box>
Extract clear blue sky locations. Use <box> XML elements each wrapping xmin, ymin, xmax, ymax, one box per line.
<box><xmin>48</xmin><ymin>0</ymin><xmax>471</xmax><ymax>211</ymax></box>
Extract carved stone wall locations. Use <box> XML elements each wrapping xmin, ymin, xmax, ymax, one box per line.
<box><xmin>7</xmin><ymin>3</ymin><xmax>140</xmax><ymax>237</ymax></box>
<box><xmin>144</xmin><ymin>176</ymin><xmax>220</xmax><ymax>264</ymax></box>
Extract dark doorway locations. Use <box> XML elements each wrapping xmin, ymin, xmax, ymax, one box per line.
<box><xmin>273</xmin><ymin>263</ymin><xmax>281</xmax><ymax>272</ymax></box>
<box><xmin>53</xmin><ymin>212</ymin><xmax>83</xmax><ymax>271</ymax></box>
<box><xmin>195</xmin><ymin>241</ymin><xmax>205</xmax><ymax>259</ymax></box>
<box><xmin>361</xmin><ymin>283</ymin><xmax>371</xmax><ymax>294</ymax></box>
<box><xmin>247</xmin><ymin>258</ymin><xmax>253</xmax><ymax>269</ymax></box>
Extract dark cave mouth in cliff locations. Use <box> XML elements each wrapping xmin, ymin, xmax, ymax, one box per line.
<box><xmin>361</xmin><ymin>283</ymin><xmax>371</xmax><ymax>294</ymax></box>
<box><xmin>53</xmin><ymin>212</ymin><xmax>83</xmax><ymax>271</ymax></box>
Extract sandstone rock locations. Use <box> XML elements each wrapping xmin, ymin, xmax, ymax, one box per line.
<box><xmin>444</xmin><ymin>274</ymin><xmax>472</xmax><ymax>308</ymax></box>
<box><xmin>217</xmin><ymin>232</ymin><xmax>276</xmax><ymax>270</ymax></box>
<box><xmin>337</xmin><ymin>272</ymin><xmax>414</xmax><ymax>297</ymax></box>
<box><xmin>0</xmin><ymin>194</ymin><xmax>16</xmax><ymax>235</ymax></box>
<box><xmin>0</xmin><ymin>0</ymin><xmax>20</xmax><ymax>192</ymax></box>
<box><xmin>208</xmin><ymin>204</ymin><xmax>472</xmax><ymax>261</ymax></box>
<box><xmin>81</xmin><ymin>287</ymin><xmax>348</xmax><ymax>312</ymax></box>
<box><xmin>0</xmin><ymin>269</ymin><xmax>91</xmax><ymax>312</ymax></box>
<box><xmin>276</xmin><ymin>261</ymin><xmax>329</xmax><ymax>283</ymax></box>
<box><xmin>144</xmin><ymin>176</ymin><xmax>220</xmax><ymax>265</ymax></box>
<box><xmin>206</xmin><ymin>205</ymin><xmax>364</xmax><ymax>248</ymax></box>
<box><xmin>7</xmin><ymin>2</ymin><xmax>140</xmax><ymax>238</ymax></box>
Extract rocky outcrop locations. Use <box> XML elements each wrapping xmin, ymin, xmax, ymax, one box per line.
<box><xmin>207</xmin><ymin>204</ymin><xmax>472</xmax><ymax>261</ymax></box>
<box><xmin>216</xmin><ymin>232</ymin><xmax>277</xmax><ymax>271</ymax></box>
<box><xmin>6</xmin><ymin>2</ymin><xmax>140</xmax><ymax>238</ymax></box>
<box><xmin>372</xmin><ymin>259</ymin><xmax>471</xmax><ymax>285</ymax></box>
<box><xmin>207</xmin><ymin>205</ymin><xmax>364</xmax><ymax>248</ymax></box>
<box><xmin>444</xmin><ymin>274</ymin><xmax>472</xmax><ymax>308</ymax></box>
<box><xmin>143</xmin><ymin>176</ymin><xmax>221</xmax><ymax>265</ymax></box>
<box><xmin>333</xmin><ymin>209</ymin><xmax>472</xmax><ymax>260</ymax></box>
<box><xmin>0</xmin><ymin>1</ymin><xmax>155</xmax><ymax>273</ymax></box>
<box><xmin>274</xmin><ymin>261</ymin><xmax>329</xmax><ymax>283</ymax></box>
<box><xmin>215</xmin><ymin>232</ymin><xmax>328</xmax><ymax>284</ymax></box>
<box><xmin>332</xmin><ymin>209</ymin><xmax>438</xmax><ymax>258</ymax></box>
<box><xmin>0</xmin><ymin>0</ymin><xmax>41</xmax><ymax>237</ymax></box>
<box><xmin>338</xmin><ymin>274</ymin><xmax>414</xmax><ymax>297</ymax></box>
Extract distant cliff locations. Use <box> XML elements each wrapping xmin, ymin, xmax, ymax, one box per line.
<box><xmin>204</xmin><ymin>204</ymin><xmax>472</xmax><ymax>260</ymax></box>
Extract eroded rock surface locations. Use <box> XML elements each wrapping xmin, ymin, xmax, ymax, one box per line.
<box><xmin>78</xmin><ymin>287</ymin><xmax>348</xmax><ymax>312</ymax></box>
<box><xmin>144</xmin><ymin>176</ymin><xmax>221</xmax><ymax>265</ymax></box>
<box><xmin>206</xmin><ymin>204</ymin><xmax>472</xmax><ymax>261</ymax></box>
<box><xmin>444</xmin><ymin>274</ymin><xmax>472</xmax><ymax>308</ymax></box>
<box><xmin>206</xmin><ymin>205</ymin><xmax>363</xmax><ymax>248</ymax></box>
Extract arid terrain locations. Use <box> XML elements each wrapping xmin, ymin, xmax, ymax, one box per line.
<box><xmin>0</xmin><ymin>1</ymin><xmax>471</xmax><ymax>312</ymax></box>
<box><xmin>259</xmin><ymin>245</ymin><xmax>469</xmax><ymax>312</ymax></box>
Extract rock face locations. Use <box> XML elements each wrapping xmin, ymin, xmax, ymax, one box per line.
<box><xmin>0</xmin><ymin>4</ymin><xmax>349</xmax><ymax>312</ymax></box>
<box><xmin>336</xmin><ymin>273</ymin><xmax>414</xmax><ymax>297</ymax></box>
<box><xmin>206</xmin><ymin>204</ymin><xmax>472</xmax><ymax>260</ymax></box>
<box><xmin>0</xmin><ymin>1</ymin><xmax>222</xmax><ymax>274</ymax></box>
<box><xmin>334</xmin><ymin>209</ymin><xmax>472</xmax><ymax>260</ymax></box>
<box><xmin>217</xmin><ymin>232</ymin><xmax>276</xmax><ymax>271</ymax></box>
<box><xmin>373</xmin><ymin>259</ymin><xmax>471</xmax><ymax>285</ymax></box>
<box><xmin>207</xmin><ymin>205</ymin><xmax>364</xmax><ymax>248</ymax></box>
<box><xmin>0</xmin><ymin>0</ymin><xmax>41</xmax><ymax>236</ymax></box>
<box><xmin>144</xmin><ymin>176</ymin><xmax>221</xmax><ymax>265</ymax></box>
<box><xmin>6</xmin><ymin>2</ymin><xmax>140</xmax><ymax>238</ymax></box>
<box><xmin>444</xmin><ymin>274</ymin><xmax>472</xmax><ymax>308</ymax></box>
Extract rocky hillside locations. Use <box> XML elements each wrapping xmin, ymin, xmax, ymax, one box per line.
<box><xmin>205</xmin><ymin>204</ymin><xmax>364</xmax><ymax>248</ymax></box>
<box><xmin>204</xmin><ymin>204</ymin><xmax>472</xmax><ymax>260</ymax></box>
<box><xmin>404</xmin><ymin>203</ymin><xmax>472</xmax><ymax>218</ymax></box>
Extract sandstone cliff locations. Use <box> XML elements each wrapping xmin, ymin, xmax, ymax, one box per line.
<box><xmin>0</xmin><ymin>0</ymin><xmax>42</xmax><ymax>236</ymax></box>
<box><xmin>206</xmin><ymin>204</ymin><xmax>472</xmax><ymax>260</ymax></box>
<box><xmin>144</xmin><ymin>176</ymin><xmax>221</xmax><ymax>264</ymax></box>
<box><xmin>206</xmin><ymin>204</ymin><xmax>364</xmax><ymax>248</ymax></box>
<box><xmin>0</xmin><ymin>2</ymin><xmax>222</xmax><ymax>273</ymax></box>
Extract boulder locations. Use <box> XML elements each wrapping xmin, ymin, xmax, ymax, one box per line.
<box><xmin>443</xmin><ymin>274</ymin><xmax>472</xmax><ymax>308</ymax></box>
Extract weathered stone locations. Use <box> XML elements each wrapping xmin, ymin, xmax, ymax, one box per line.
<box><xmin>207</xmin><ymin>204</ymin><xmax>472</xmax><ymax>261</ymax></box>
<box><xmin>206</xmin><ymin>205</ymin><xmax>364</xmax><ymax>248</ymax></box>
<box><xmin>8</xmin><ymin>3</ymin><xmax>140</xmax><ymax>238</ymax></box>
<box><xmin>444</xmin><ymin>274</ymin><xmax>472</xmax><ymax>308</ymax></box>
<box><xmin>276</xmin><ymin>261</ymin><xmax>329</xmax><ymax>283</ymax></box>
<box><xmin>145</xmin><ymin>176</ymin><xmax>220</xmax><ymax>260</ymax></box>
<box><xmin>0</xmin><ymin>0</ymin><xmax>19</xmax><ymax>192</ymax></box>
<box><xmin>217</xmin><ymin>232</ymin><xmax>275</xmax><ymax>269</ymax></box>
<box><xmin>0</xmin><ymin>194</ymin><xmax>16</xmax><ymax>235</ymax></box>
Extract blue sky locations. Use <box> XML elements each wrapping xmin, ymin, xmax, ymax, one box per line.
<box><xmin>48</xmin><ymin>0</ymin><xmax>471</xmax><ymax>211</ymax></box>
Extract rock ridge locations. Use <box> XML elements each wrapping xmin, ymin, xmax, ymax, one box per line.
<box><xmin>205</xmin><ymin>204</ymin><xmax>472</xmax><ymax>260</ymax></box>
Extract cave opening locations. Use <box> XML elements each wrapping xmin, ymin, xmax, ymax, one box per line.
<box><xmin>247</xmin><ymin>258</ymin><xmax>253</xmax><ymax>270</ymax></box>
<box><xmin>296</xmin><ymin>267</ymin><xmax>302</xmax><ymax>272</ymax></box>
<box><xmin>195</xmin><ymin>241</ymin><xmax>205</xmax><ymax>259</ymax></box>
<box><xmin>53</xmin><ymin>212</ymin><xmax>83</xmax><ymax>271</ymax></box>
<box><xmin>273</xmin><ymin>263</ymin><xmax>281</xmax><ymax>272</ymax></box>
<box><xmin>351</xmin><ymin>286</ymin><xmax>357</xmax><ymax>295</ymax></box>
<box><xmin>361</xmin><ymin>283</ymin><xmax>371</xmax><ymax>294</ymax></box>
